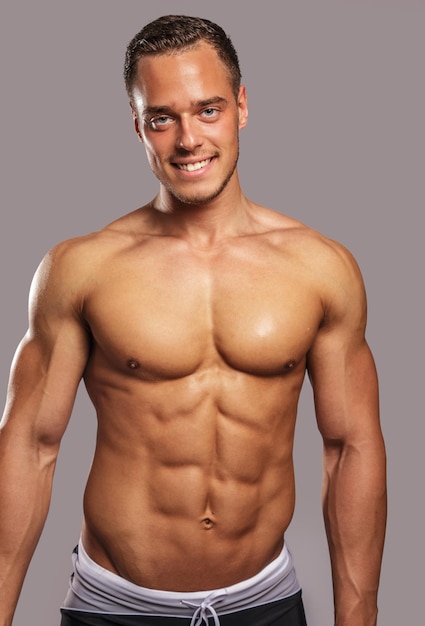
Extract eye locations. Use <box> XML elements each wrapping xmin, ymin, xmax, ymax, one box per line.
<box><xmin>147</xmin><ymin>115</ymin><xmax>174</xmax><ymax>130</ymax></box>
<box><xmin>201</xmin><ymin>108</ymin><xmax>219</xmax><ymax>120</ymax></box>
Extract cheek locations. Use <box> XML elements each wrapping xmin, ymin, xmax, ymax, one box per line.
<box><xmin>218</xmin><ymin>117</ymin><xmax>240</xmax><ymax>145</ymax></box>
<box><xmin>143</xmin><ymin>134</ymin><xmax>171</xmax><ymax>162</ymax></box>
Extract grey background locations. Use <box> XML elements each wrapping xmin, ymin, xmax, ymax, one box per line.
<box><xmin>1</xmin><ymin>1</ymin><xmax>423</xmax><ymax>624</ymax></box>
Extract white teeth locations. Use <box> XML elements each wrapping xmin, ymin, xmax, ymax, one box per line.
<box><xmin>177</xmin><ymin>159</ymin><xmax>211</xmax><ymax>171</ymax></box>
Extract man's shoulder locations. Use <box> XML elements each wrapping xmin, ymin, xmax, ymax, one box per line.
<box><xmin>40</xmin><ymin>230</ymin><xmax>116</xmax><ymax>279</ymax></box>
<box><xmin>257</xmin><ymin>205</ymin><xmax>353</xmax><ymax>263</ymax></box>
<box><xmin>30</xmin><ymin>210</ymin><xmax>144</xmax><ymax>301</ymax></box>
<box><xmin>44</xmin><ymin>205</ymin><xmax>153</xmax><ymax>268</ymax></box>
<box><xmin>252</xmin><ymin>205</ymin><xmax>364</xmax><ymax>303</ymax></box>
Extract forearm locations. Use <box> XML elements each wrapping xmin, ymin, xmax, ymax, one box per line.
<box><xmin>323</xmin><ymin>439</ymin><xmax>387</xmax><ymax>626</ymax></box>
<box><xmin>0</xmin><ymin>434</ymin><xmax>57</xmax><ymax>626</ymax></box>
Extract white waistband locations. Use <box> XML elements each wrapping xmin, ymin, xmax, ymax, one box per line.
<box><xmin>62</xmin><ymin>538</ymin><xmax>301</xmax><ymax>619</ymax></box>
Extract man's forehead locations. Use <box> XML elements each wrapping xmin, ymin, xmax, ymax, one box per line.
<box><xmin>133</xmin><ymin>43</ymin><xmax>231</xmax><ymax>89</ymax></box>
<box><xmin>131</xmin><ymin>44</ymin><xmax>234</xmax><ymax>106</ymax></box>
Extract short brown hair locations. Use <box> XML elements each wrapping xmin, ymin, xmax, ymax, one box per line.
<box><xmin>124</xmin><ymin>15</ymin><xmax>242</xmax><ymax>101</ymax></box>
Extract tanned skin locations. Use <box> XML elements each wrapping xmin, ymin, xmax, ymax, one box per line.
<box><xmin>0</xmin><ymin>42</ymin><xmax>386</xmax><ymax>625</ymax></box>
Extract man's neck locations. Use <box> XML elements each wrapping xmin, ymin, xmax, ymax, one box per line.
<box><xmin>151</xmin><ymin>180</ymin><xmax>253</xmax><ymax>248</ymax></box>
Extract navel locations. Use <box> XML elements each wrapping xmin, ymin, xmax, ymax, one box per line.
<box><xmin>201</xmin><ymin>517</ymin><xmax>215</xmax><ymax>530</ymax></box>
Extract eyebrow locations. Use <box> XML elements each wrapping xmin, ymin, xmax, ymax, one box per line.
<box><xmin>196</xmin><ymin>96</ymin><xmax>228</xmax><ymax>108</ymax></box>
<box><xmin>142</xmin><ymin>96</ymin><xmax>228</xmax><ymax>117</ymax></box>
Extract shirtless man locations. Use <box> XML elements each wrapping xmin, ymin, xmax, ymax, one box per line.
<box><xmin>0</xmin><ymin>15</ymin><xmax>386</xmax><ymax>626</ymax></box>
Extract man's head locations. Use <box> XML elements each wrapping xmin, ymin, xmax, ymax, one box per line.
<box><xmin>124</xmin><ymin>15</ymin><xmax>242</xmax><ymax>105</ymax></box>
<box><xmin>124</xmin><ymin>16</ymin><xmax>247</xmax><ymax>207</ymax></box>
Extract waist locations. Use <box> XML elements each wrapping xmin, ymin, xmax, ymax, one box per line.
<box><xmin>62</xmin><ymin>537</ymin><xmax>301</xmax><ymax>616</ymax></box>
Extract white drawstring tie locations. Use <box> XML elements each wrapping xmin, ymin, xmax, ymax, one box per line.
<box><xmin>181</xmin><ymin>589</ymin><xmax>228</xmax><ymax>626</ymax></box>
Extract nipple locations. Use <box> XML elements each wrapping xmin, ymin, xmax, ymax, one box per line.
<box><xmin>284</xmin><ymin>359</ymin><xmax>296</xmax><ymax>371</ymax></box>
<box><xmin>127</xmin><ymin>358</ymin><xmax>140</xmax><ymax>370</ymax></box>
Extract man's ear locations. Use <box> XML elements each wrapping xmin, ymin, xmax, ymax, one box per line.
<box><xmin>131</xmin><ymin>105</ymin><xmax>143</xmax><ymax>143</ymax></box>
<box><xmin>238</xmin><ymin>85</ymin><xmax>248</xmax><ymax>130</ymax></box>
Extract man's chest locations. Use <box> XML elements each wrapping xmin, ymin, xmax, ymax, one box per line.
<box><xmin>83</xmin><ymin>246</ymin><xmax>323</xmax><ymax>378</ymax></box>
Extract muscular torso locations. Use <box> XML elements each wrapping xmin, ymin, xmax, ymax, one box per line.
<box><xmin>78</xmin><ymin>210</ymin><xmax>325</xmax><ymax>591</ymax></box>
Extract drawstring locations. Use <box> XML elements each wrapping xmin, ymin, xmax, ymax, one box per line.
<box><xmin>181</xmin><ymin>589</ymin><xmax>228</xmax><ymax>626</ymax></box>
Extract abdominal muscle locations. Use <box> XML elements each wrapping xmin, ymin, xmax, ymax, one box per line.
<box><xmin>81</xmin><ymin>360</ymin><xmax>302</xmax><ymax>592</ymax></box>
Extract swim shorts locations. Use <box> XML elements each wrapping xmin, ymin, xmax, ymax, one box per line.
<box><xmin>60</xmin><ymin>539</ymin><xmax>307</xmax><ymax>625</ymax></box>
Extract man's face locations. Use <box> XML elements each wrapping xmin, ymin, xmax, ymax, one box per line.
<box><xmin>131</xmin><ymin>43</ymin><xmax>248</xmax><ymax>206</ymax></box>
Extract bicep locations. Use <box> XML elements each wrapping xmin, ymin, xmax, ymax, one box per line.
<box><xmin>307</xmin><ymin>332</ymin><xmax>380</xmax><ymax>446</ymax></box>
<box><xmin>3</xmin><ymin>324</ymin><xmax>89</xmax><ymax>446</ymax></box>
<box><xmin>1</xmin><ymin>249</ymin><xmax>91</xmax><ymax>447</ymax></box>
<box><xmin>306</xmin><ymin>245</ymin><xmax>381</xmax><ymax>446</ymax></box>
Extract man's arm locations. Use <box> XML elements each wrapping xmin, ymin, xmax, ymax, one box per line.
<box><xmin>307</xmin><ymin>244</ymin><xmax>387</xmax><ymax>626</ymax></box>
<box><xmin>0</xmin><ymin>244</ymin><xmax>90</xmax><ymax>626</ymax></box>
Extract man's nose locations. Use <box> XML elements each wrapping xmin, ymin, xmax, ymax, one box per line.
<box><xmin>176</xmin><ymin>118</ymin><xmax>202</xmax><ymax>152</ymax></box>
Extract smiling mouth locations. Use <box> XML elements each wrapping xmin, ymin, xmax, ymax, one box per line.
<box><xmin>175</xmin><ymin>158</ymin><xmax>212</xmax><ymax>172</ymax></box>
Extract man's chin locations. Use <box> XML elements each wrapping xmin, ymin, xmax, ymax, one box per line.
<box><xmin>159</xmin><ymin>179</ymin><xmax>221</xmax><ymax>206</ymax></box>
<box><xmin>170</xmin><ymin>190</ymin><xmax>222</xmax><ymax>206</ymax></box>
